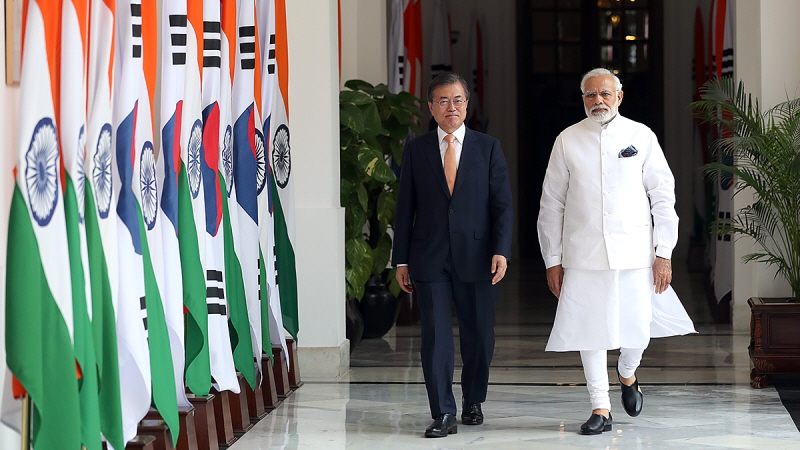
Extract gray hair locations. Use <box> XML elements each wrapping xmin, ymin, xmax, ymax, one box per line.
<box><xmin>427</xmin><ymin>72</ymin><xmax>470</xmax><ymax>103</ymax></box>
<box><xmin>580</xmin><ymin>68</ymin><xmax>623</xmax><ymax>93</ymax></box>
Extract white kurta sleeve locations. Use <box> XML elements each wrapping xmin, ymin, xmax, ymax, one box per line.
<box><xmin>641</xmin><ymin>130</ymin><xmax>679</xmax><ymax>259</ymax></box>
<box><xmin>537</xmin><ymin>134</ymin><xmax>568</xmax><ymax>268</ymax></box>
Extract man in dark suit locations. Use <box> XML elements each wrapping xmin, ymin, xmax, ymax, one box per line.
<box><xmin>392</xmin><ymin>72</ymin><xmax>514</xmax><ymax>438</ymax></box>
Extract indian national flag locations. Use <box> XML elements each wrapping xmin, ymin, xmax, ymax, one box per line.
<box><xmin>269</xmin><ymin>0</ymin><xmax>299</xmax><ymax>342</ymax></box>
<box><xmin>85</xmin><ymin>0</ymin><xmax>125</xmax><ymax>446</ymax></box>
<box><xmin>229</xmin><ymin>0</ymin><xmax>262</xmax><ymax>389</ymax></box>
<box><xmin>256</xmin><ymin>0</ymin><xmax>281</xmax><ymax>361</ymax></box>
<box><xmin>138</xmin><ymin>0</ymin><xmax>180</xmax><ymax>440</ymax></box>
<box><xmin>59</xmin><ymin>0</ymin><xmax>103</xmax><ymax>446</ymax></box>
<box><xmin>5</xmin><ymin>0</ymin><xmax>82</xmax><ymax>447</ymax></box>
<box><xmin>158</xmin><ymin>0</ymin><xmax>192</xmax><ymax>409</ymax></box>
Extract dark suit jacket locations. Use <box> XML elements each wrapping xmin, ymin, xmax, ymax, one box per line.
<box><xmin>391</xmin><ymin>128</ymin><xmax>514</xmax><ymax>282</ymax></box>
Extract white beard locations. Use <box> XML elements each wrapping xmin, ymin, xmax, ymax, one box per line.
<box><xmin>585</xmin><ymin>105</ymin><xmax>617</xmax><ymax>124</ymax></box>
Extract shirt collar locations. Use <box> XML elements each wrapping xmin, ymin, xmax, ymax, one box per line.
<box><xmin>437</xmin><ymin>123</ymin><xmax>466</xmax><ymax>144</ymax></box>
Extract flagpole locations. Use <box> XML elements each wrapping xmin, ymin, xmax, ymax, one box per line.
<box><xmin>20</xmin><ymin>394</ymin><xmax>30</xmax><ymax>450</ymax></box>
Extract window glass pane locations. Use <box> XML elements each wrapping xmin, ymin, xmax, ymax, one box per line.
<box><xmin>597</xmin><ymin>0</ymin><xmax>622</xmax><ymax>8</ymax></box>
<box><xmin>559</xmin><ymin>44</ymin><xmax>581</xmax><ymax>73</ymax></box>
<box><xmin>625</xmin><ymin>43</ymin><xmax>649</xmax><ymax>72</ymax></box>
<box><xmin>557</xmin><ymin>0</ymin><xmax>581</xmax><ymax>8</ymax></box>
<box><xmin>599</xmin><ymin>10</ymin><xmax>623</xmax><ymax>41</ymax></box>
<box><xmin>624</xmin><ymin>0</ymin><xmax>648</xmax><ymax>7</ymax></box>
<box><xmin>532</xmin><ymin>0</ymin><xmax>557</xmax><ymax>7</ymax></box>
<box><xmin>558</xmin><ymin>11</ymin><xmax>581</xmax><ymax>42</ymax></box>
<box><xmin>624</xmin><ymin>10</ymin><xmax>649</xmax><ymax>40</ymax></box>
<box><xmin>532</xmin><ymin>45</ymin><xmax>556</xmax><ymax>73</ymax></box>
<box><xmin>532</xmin><ymin>11</ymin><xmax>556</xmax><ymax>41</ymax></box>
<box><xmin>600</xmin><ymin>44</ymin><xmax>622</xmax><ymax>72</ymax></box>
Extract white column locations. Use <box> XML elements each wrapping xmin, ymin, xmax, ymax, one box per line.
<box><xmin>286</xmin><ymin>0</ymin><xmax>348</xmax><ymax>379</ymax></box>
<box><xmin>733</xmin><ymin>0</ymin><xmax>800</xmax><ymax>331</ymax></box>
<box><xmin>0</xmin><ymin>41</ymin><xmax>21</xmax><ymax>450</ymax></box>
<box><xmin>339</xmin><ymin>0</ymin><xmax>387</xmax><ymax>87</ymax></box>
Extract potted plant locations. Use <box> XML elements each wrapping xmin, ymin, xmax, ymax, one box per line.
<box><xmin>340</xmin><ymin>79</ymin><xmax>422</xmax><ymax>340</ymax></box>
<box><xmin>692</xmin><ymin>77</ymin><xmax>800</xmax><ymax>387</ymax></box>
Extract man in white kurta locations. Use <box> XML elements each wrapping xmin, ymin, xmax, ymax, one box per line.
<box><xmin>537</xmin><ymin>68</ymin><xmax>695</xmax><ymax>435</ymax></box>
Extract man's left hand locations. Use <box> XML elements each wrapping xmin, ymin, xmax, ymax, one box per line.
<box><xmin>491</xmin><ymin>255</ymin><xmax>508</xmax><ymax>285</ymax></box>
<box><xmin>653</xmin><ymin>257</ymin><xmax>672</xmax><ymax>294</ymax></box>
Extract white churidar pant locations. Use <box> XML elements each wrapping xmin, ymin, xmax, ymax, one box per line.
<box><xmin>580</xmin><ymin>347</ymin><xmax>645</xmax><ymax>411</ymax></box>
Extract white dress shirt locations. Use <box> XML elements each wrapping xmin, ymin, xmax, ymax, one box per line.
<box><xmin>437</xmin><ymin>124</ymin><xmax>465</xmax><ymax>168</ymax></box>
<box><xmin>537</xmin><ymin>114</ymin><xmax>679</xmax><ymax>271</ymax></box>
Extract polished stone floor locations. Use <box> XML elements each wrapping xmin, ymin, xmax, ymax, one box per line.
<box><xmin>230</xmin><ymin>257</ymin><xmax>800</xmax><ymax>449</ymax></box>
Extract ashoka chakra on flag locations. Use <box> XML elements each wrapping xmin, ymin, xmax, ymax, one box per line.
<box><xmin>255</xmin><ymin>128</ymin><xmax>266</xmax><ymax>194</ymax></box>
<box><xmin>25</xmin><ymin>117</ymin><xmax>60</xmax><ymax>227</ymax></box>
<box><xmin>93</xmin><ymin>124</ymin><xmax>114</xmax><ymax>219</ymax></box>
<box><xmin>272</xmin><ymin>124</ymin><xmax>291</xmax><ymax>189</ymax></box>
<box><xmin>140</xmin><ymin>142</ymin><xmax>158</xmax><ymax>230</ymax></box>
<box><xmin>223</xmin><ymin>125</ymin><xmax>233</xmax><ymax>197</ymax></box>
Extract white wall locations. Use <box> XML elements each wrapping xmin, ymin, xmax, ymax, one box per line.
<box><xmin>0</xmin><ymin>28</ymin><xmax>21</xmax><ymax>450</ymax></box>
<box><xmin>286</xmin><ymin>0</ymin><xmax>348</xmax><ymax>378</ymax></box>
<box><xmin>732</xmin><ymin>0</ymin><xmax>799</xmax><ymax>330</ymax></box>
<box><xmin>340</xmin><ymin>0</ymin><xmax>387</xmax><ymax>87</ymax></box>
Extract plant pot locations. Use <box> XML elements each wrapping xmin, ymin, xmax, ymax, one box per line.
<box><xmin>345</xmin><ymin>296</ymin><xmax>364</xmax><ymax>353</ymax></box>
<box><xmin>748</xmin><ymin>297</ymin><xmax>800</xmax><ymax>388</ymax></box>
<box><xmin>358</xmin><ymin>274</ymin><xmax>401</xmax><ymax>339</ymax></box>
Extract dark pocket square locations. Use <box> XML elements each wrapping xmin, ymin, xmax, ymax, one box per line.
<box><xmin>619</xmin><ymin>146</ymin><xmax>638</xmax><ymax>158</ymax></box>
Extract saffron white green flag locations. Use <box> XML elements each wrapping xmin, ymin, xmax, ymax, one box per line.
<box><xmin>59</xmin><ymin>0</ymin><xmax>103</xmax><ymax>446</ymax></box>
<box><xmin>256</xmin><ymin>0</ymin><xmax>283</xmax><ymax>361</ymax></box>
<box><xmin>269</xmin><ymin>0</ymin><xmax>299</xmax><ymax>342</ymax></box>
<box><xmin>85</xmin><ymin>0</ymin><xmax>125</xmax><ymax>446</ymax></box>
<box><xmin>137</xmin><ymin>0</ymin><xmax>180</xmax><ymax>441</ymax></box>
<box><xmin>5</xmin><ymin>0</ymin><xmax>81</xmax><ymax>446</ymax></box>
<box><xmin>158</xmin><ymin>0</ymin><xmax>192</xmax><ymax>409</ymax></box>
<box><xmin>229</xmin><ymin>0</ymin><xmax>261</xmax><ymax>389</ymax></box>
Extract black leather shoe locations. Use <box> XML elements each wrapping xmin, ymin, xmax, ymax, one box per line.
<box><xmin>580</xmin><ymin>413</ymin><xmax>612</xmax><ymax>435</ymax></box>
<box><xmin>618</xmin><ymin>367</ymin><xmax>643</xmax><ymax>417</ymax></box>
<box><xmin>425</xmin><ymin>413</ymin><xmax>458</xmax><ymax>438</ymax></box>
<box><xmin>461</xmin><ymin>402</ymin><xmax>484</xmax><ymax>425</ymax></box>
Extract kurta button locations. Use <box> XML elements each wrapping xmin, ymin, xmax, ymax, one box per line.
<box><xmin>449</xmin><ymin>208</ymin><xmax>454</xmax><ymax>214</ymax></box>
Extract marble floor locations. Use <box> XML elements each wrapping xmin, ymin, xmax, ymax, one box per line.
<box><xmin>230</xmin><ymin>257</ymin><xmax>800</xmax><ymax>449</ymax></box>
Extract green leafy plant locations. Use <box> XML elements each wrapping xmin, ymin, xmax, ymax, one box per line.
<box><xmin>340</xmin><ymin>79</ymin><xmax>422</xmax><ymax>301</ymax></box>
<box><xmin>692</xmin><ymin>77</ymin><xmax>800</xmax><ymax>299</ymax></box>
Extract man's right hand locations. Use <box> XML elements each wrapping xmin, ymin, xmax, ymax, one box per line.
<box><xmin>396</xmin><ymin>266</ymin><xmax>414</xmax><ymax>293</ymax></box>
<box><xmin>546</xmin><ymin>264</ymin><xmax>564</xmax><ymax>298</ymax></box>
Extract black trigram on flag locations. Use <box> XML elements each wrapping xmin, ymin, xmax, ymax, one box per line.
<box><xmin>206</xmin><ymin>269</ymin><xmax>227</xmax><ymax>316</ymax></box>
<box><xmin>203</xmin><ymin>21</ymin><xmax>222</xmax><ymax>68</ymax></box>
<box><xmin>396</xmin><ymin>55</ymin><xmax>405</xmax><ymax>88</ymax></box>
<box><xmin>239</xmin><ymin>25</ymin><xmax>256</xmax><ymax>70</ymax></box>
<box><xmin>431</xmin><ymin>62</ymin><xmax>452</xmax><ymax>80</ymax></box>
<box><xmin>130</xmin><ymin>1</ymin><xmax>143</xmax><ymax>58</ymax></box>
<box><xmin>169</xmin><ymin>15</ymin><xmax>188</xmax><ymax>66</ymax></box>
<box><xmin>139</xmin><ymin>296</ymin><xmax>148</xmax><ymax>330</ymax></box>
<box><xmin>718</xmin><ymin>211</ymin><xmax>731</xmax><ymax>242</ymax></box>
<box><xmin>266</xmin><ymin>34</ymin><xmax>276</xmax><ymax>75</ymax></box>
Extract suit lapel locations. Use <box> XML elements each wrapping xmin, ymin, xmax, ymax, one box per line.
<box><xmin>422</xmin><ymin>131</ymin><xmax>452</xmax><ymax>198</ymax></box>
<box><xmin>452</xmin><ymin>128</ymin><xmax>477</xmax><ymax>198</ymax></box>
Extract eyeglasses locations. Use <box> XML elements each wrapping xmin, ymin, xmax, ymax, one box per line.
<box><xmin>434</xmin><ymin>98</ymin><xmax>467</xmax><ymax>108</ymax></box>
<box><xmin>583</xmin><ymin>90</ymin><xmax>617</xmax><ymax>100</ymax></box>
